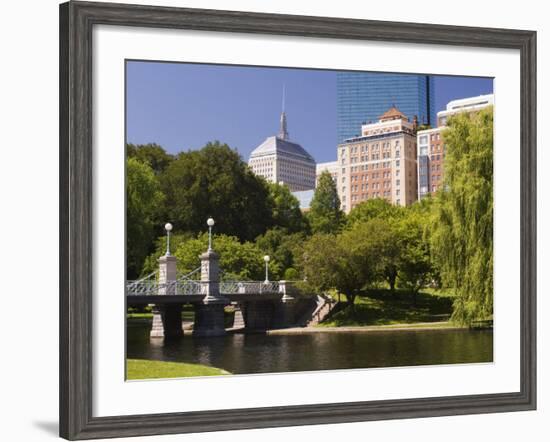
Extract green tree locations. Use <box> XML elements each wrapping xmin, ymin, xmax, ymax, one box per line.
<box><xmin>255</xmin><ymin>228</ymin><xmax>306</xmax><ymax>280</ymax></box>
<box><xmin>142</xmin><ymin>232</ymin><xmax>265</xmax><ymax>280</ymax></box>
<box><xmin>173</xmin><ymin>233</ymin><xmax>264</xmax><ymax>281</ymax></box>
<box><xmin>431</xmin><ymin>107</ymin><xmax>494</xmax><ymax>325</ymax></box>
<box><xmin>161</xmin><ymin>142</ymin><xmax>273</xmax><ymax>242</ymax></box>
<box><xmin>267</xmin><ymin>183</ymin><xmax>309</xmax><ymax>234</ymax></box>
<box><xmin>362</xmin><ymin>218</ymin><xmax>403</xmax><ymax>292</ymax></box>
<box><xmin>346</xmin><ymin>199</ymin><xmax>409</xmax><ymax>292</ymax></box>
<box><xmin>140</xmin><ymin>232</ymin><xmax>194</xmax><ymax>276</ymax></box>
<box><xmin>127</xmin><ymin>143</ymin><xmax>173</xmax><ymax>174</ymax></box>
<box><xmin>397</xmin><ymin>213</ymin><xmax>433</xmax><ymax>305</ymax></box>
<box><xmin>283</xmin><ymin>267</ymin><xmax>300</xmax><ymax>280</ymax></box>
<box><xmin>126</xmin><ymin>157</ymin><xmax>165</xmax><ymax>278</ymax></box>
<box><xmin>307</xmin><ymin>170</ymin><xmax>344</xmax><ymax>234</ymax></box>
<box><xmin>299</xmin><ymin>229</ymin><xmax>376</xmax><ymax>309</ymax></box>
<box><xmin>346</xmin><ymin>198</ymin><xmax>403</xmax><ymax>227</ymax></box>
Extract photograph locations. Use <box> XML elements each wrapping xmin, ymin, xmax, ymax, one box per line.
<box><xmin>125</xmin><ymin>61</ymin><xmax>495</xmax><ymax>380</ymax></box>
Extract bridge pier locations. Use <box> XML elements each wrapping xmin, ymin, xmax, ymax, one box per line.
<box><xmin>241</xmin><ymin>300</ymin><xmax>276</xmax><ymax>330</ymax></box>
<box><xmin>273</xmin><ymin>298</ymin><xmax>296</xmax><ymax>328</ymax></box>
<box><xmin>193</xmin><ymin>302</ymin><xmax>226</xmax><ymax>337</ymax></box>
<box><xmin>150</xmin><ymin>304</ymin><xmax>183</xmax><ymax>339</ymax></box>
<box><xmin>150</xmin><ymin>252</ymin><xmax>183</xmax><ymax>339</ymax></box>
<box><xmin>232</xmin><ymin>303</ymin><xmax>245</xmax><ymax>329</ymax></box>
<box><xmin>193</xmin><ymin>248</ymin><xmax>228</xmax><ymax>337</ymax></box>
<box><xmin>271</xmin><ymin>281</ymin><xmax>298</xmax><ymax>328</ymax></box>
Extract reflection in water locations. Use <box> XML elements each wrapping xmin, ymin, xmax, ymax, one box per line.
<box><xmin>127</xmin><ymin>321</ymin><xmax>493</xmax><ymax>375</ymax></box>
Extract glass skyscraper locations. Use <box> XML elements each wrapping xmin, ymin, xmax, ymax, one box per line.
<box><xmin>337</xmin><ymin>72</ymin><xmax>436</xmax><ymax>142</ymax></box>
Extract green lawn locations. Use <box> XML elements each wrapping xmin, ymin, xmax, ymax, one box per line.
<box><xmin>127</xmin><ymin>359</ymin><xmax>231</xmax><ymax>380</ymax></box>
<box><xmin>320</xmin><ymin>288</ymin><xmax>455</xmax><ymax>327</ymax></box>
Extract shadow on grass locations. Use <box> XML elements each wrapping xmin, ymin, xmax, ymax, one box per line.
<box><xmin>323</xmin><ymin>289</ymin><xmax>453</xmax><ymax>327</ymax></box>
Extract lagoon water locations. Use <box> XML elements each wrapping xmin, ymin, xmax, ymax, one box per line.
<box><xmin>127</xmin><ymin>320</ymin><xmax>493</xmax><ymax>374</ymax></box>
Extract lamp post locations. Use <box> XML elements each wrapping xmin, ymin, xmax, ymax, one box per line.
<box><xmin>164</xmin><ymin>223</ymin><xmax>173</xmax><ymax>256</ymax></box>
<box><xmin>263</xmin><ymin>255</ymin><xmax>270</xmax><ymax>283</ymax></box>
<box><xmin>207</xmin><ymin>217</ymin><xmax>215</xmax><ymax>251</ymax></box>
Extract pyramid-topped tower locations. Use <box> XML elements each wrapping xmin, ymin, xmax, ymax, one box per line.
<box><xmin>248</xmin><ymin>103</ymin><xmax>316</xmax><ymax>192</ymax></box>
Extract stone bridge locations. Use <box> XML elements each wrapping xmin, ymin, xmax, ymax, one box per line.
<box><xmin>126</xmin><ymin>226</ymin><xmax>315</xmax><ymax>338</ymax></box>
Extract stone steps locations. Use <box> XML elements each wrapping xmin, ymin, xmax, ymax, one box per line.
<box><xmin>303</xmin><ymin>295</ymin><xmax>338</xmax><ymax>327</ymax></box>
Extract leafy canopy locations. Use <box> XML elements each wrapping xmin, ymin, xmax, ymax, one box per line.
<box><xmin>126</xmin><ymin>157</ymin><xmax>165</xmax><ymax>278</ymax></box>
<box><xmin>161</xmin><ymin>141</ymin><xmax>273</xmax><ymax>242</ymax></box>
<box><xmin>142</xmin><ymin>232</ymin><xmax>265</xmax><ymax>281</ymax></box>
<box><xmin>430</xmin><ymin>107</ymin><xmax>494</xmax><ymax>325</ymax></box>
<box><xmin>307</xmin><ymin>170</ymin><xmax>344</xmax><ymax>234</ymax></box>
<box><xmin>267</xmin><ymin>183</ymin><xmax>308</xmax><ymax>234</ymax></box>
<box><xmin>127</xmin><ymin>143</ymin><xmax>173</xmax><ymax>175</ymax></box>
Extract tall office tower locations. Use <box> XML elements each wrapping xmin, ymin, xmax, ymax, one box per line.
<box><xmin>417</xmin><ymin>94</ymin><xmax>494</xmax><ymax>199</ymax></box>
<box><xmin>248</xmin><ymin>111</ymin><xmax>316</xmax><ymax>192</ymax></box>
<box><xmin>338</xmin><ymin>106</ymin><xmax>418</xmax><ymax>213</ymax></box>
<box><xmin>337</xmin><ymin>72</ymin><xmax>435</xmax><ymax>143</ymax></box>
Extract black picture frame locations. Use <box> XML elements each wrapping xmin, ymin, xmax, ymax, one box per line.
<box><xmin>59</xmin><ymin>1</ymin><xmax>537</xmax><ymax>439</ymax></box>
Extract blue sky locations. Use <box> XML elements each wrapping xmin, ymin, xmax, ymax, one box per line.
<box><xmin>126</xmin><ymin>61</ymin><xmax>493</xmax><ymax>163</ymax></box>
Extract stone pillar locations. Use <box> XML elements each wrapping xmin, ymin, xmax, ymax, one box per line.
<box><xmin>279</xmin><ymin>281</ymin><xmax>295</xmax><ymax>303</ymax></box>
<box><xmin>150</xmin><ymin>305</ymin><xmax>165</xmax><ymax>338</ymax></box>
<box><xmin>158</xmin><ymin>254</ymin><xmax>177</xmax><ymax>295</ymax></box>
<box><xmin>273</xmin><ymin>281</ymin><xmax>297</xmax><ymax>328</ymax></box>
<box><xmin>193</xmin><ymin>249</ymin><xmax>228</xmax><ymax>337</ymax></box>
<box><xmin>232</xmin><ymin>303</ymin><xmax>245</xmax><ymax>329</ymax></box>
<box><xmin>150</xmin><ymin>253</ymin><xmax>182</xmax><ymax>338</ymax></box>
<box><xmin>150</xmin><ymin>304</ymin><xmax>184</xmax><ymax>339</ymax></box>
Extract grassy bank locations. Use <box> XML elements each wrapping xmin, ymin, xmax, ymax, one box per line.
<box><xmin>320</xmin><ymin>289</ymin><xmax>456</xmax><ymax>327</ymax></box>
<box><xmin>267</xmin><ymin>321</ymin><xmax>464</xmax><ymax>335</ymax></box>
<box><xmin>127</xmin><ymin>359</ymin><xmax>231</xmax><ymax>380</ymax></box>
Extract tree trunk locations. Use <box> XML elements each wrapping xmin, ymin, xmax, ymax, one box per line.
<box><xmin>387</xmin><ymin>269</ymin><xmax>397</xmax><ymax>294</ymax></box>
<box><xmin>347</xmin><ymin>294</ymin><xmax>356</xmax><ymax>314</ymax></box>
<box><xmin>389</xmin><ymin>277</ymin><xmax>396</xmax><ymax>293</ymax></box>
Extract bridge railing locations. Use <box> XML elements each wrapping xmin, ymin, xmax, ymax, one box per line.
<box><xmin>127</xmin><ymin>280</ymin><xmax>202</xmax><ymax>296</ymax></box>
<box><xmin>126</xmin><ymin>280</ymin><xmax>159</xmax><ymax>296</ymax></box>
<box><xmin>219</xmin><ymin>281</ymin><xmax>280</xmax><ymax>294</ymax></box>
<box><xmin>126</xmin><ymin>280</ymin><xmax>281</xmax><ymax>296</ymax></box>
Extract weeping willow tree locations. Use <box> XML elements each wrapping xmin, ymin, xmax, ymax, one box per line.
<box><xmin>431</xmin><ymin>107</ymin><xmax>493</xmax><ymax>325</ymax></box>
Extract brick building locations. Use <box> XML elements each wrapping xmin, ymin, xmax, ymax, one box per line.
<box><xmin>338</xmin><ymin>106</ymin><xmax>418</xmax><ymax>213</ymax></box>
